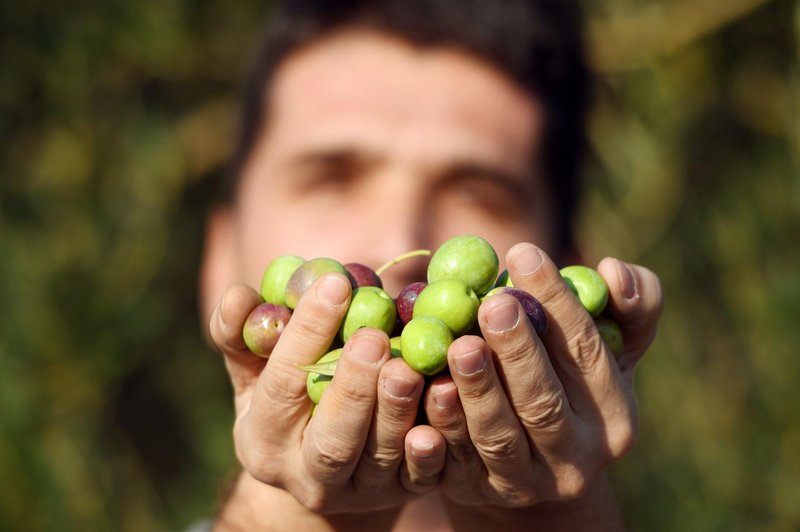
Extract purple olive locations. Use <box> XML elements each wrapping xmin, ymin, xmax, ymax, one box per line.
<box><xmin>242</xmin><ymin>303</ymin><xmax>292</xmax><ymax>357</ymax></box>
<box><xmin>344</xmin><ymin>262</ymin><xmax>383</xmax><ymax>289</ymax></box>
<box><xmin>484</xmin><ymin>286</ymin><xmax>548</xmax><ymax>336</ymax></box>
<box><xmin>284</xmin><ymin>258</ymin><xmax>347</xmax><ymax>309</ymax></box>
<box><xmin>396</xmin><ymin>281</ymin><xmax>427</xmax><ymax>325</ymax></box>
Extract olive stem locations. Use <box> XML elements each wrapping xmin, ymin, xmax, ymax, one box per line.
<box><xmin>376</xmin><ymin>249</ymin><xmax>432</xmax><ymax>276</ymax></box>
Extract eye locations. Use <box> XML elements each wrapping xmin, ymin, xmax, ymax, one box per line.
<box><xmin>293</xmin><ymin>159</ymin><xmax>358</xmax><ymax>195</ymax></box>
<box><xmin>438</xmin><ymin>174</ymin><xmax>531</xmax><ymax>222</ymax></box>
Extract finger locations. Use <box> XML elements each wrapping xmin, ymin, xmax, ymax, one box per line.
<box><xmin>423</xmin><ymin>375</ymin><xmax>484</xmax><ymax>505</ymax></box>
<box><xmin>424</xmin><ymin>376</ymin><xmax>471</xmax><ymax>456</ymax></box>
<box><xmin>353</xmin><ymin>357</ymin><xmax>424</xmax><ymax>490</ymax></box>
<box><xmin>445</xmin><ymin>335</ymin><xmax>537</xmax><ymax>490</ymax></box>
<box><xmin>240</xmin><ymin>273</ymin><xmax>351</xmax><ymax>450</ymax></box>
<box><xmin>506</xmin><ymin>243</ymin><xmax>629</xmax><ymax>425</ymax></box>
<box><xmin>302</xmin><ymin>328</ymin><xmax>389</xmax><ymax>484</ymax></box>
<box><xmin>208</xmin><ymin>284</ymin><xmax>266</xmax><ymax>409</ymax></box>
<box><xmin>399</xmin><ymin>425</ymin><xmax>446</xmax><ymax>494</ymax></box>
<box><xmin>597</xmin><ymin>257</ymin><xmax>664</xmax><ymax>377</ymax></box>
<box><xmin>477</xmin><ymin>293</ymin><xmax>580</xmax><ymax>458</ymax></box>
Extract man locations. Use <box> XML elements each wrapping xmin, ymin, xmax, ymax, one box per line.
<box><xmin>200</xmin><ymin>0</ymin><xmax>663</xmax><ymax>529</ymax></box>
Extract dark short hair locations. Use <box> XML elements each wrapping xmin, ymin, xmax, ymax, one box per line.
<box><xmin>229</xmin><ymin>0</ymin><xmax>591</xmax><ymax>252</ymax></box>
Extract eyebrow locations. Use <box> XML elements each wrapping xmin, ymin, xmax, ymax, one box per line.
<box><xmin>439</xmin><ymin>162</ymin><xmax>533</xmax><ymax>197</ymax></box>
<box><xmin>285</xmin><ymin>144</ymin><xmax>533</xmax><ymax>194</ymax></box>
<box><xmin>288</xmin><ymin>146</ymin><xmax>382</xmax><ymax>170</ymax></box>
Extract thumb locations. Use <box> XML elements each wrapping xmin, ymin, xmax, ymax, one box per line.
<box><xmin>597</xmin><ymin>257</ymin><xmax>664</xmax><ymax>377</ymax></box>
<box><xmin>208</xmin><ymin>283</ymin><xmax>267</xmax><ymax>413</ymax></box>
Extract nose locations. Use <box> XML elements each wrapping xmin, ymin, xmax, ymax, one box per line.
<box><xmin>362</xmin><ymin>179</ymin><xmax>431</xmax><ymax>297</ymax></box>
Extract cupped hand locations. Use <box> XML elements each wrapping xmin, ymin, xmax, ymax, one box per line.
<box><xmin>208</xmin><ymin>273</ymin><xmax>445</xmax><ymax>514</ymax></box>
<box><xmin>424</xmin><ymin>243</ymin><xmax>663</xmax><ymax>507</ymax></box>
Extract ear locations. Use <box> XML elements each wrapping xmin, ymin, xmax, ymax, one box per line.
<box><xmin>199</xmin><ymin>205</ymin><xmax>236</xmax><ymax>330</ymax></box>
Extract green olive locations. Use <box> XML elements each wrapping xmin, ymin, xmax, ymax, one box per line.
<box><xmin>560</xmin><ymin>265</ymin><xmax>609</xmax><ymax>317</ymax></box>
<box><xmin>306</xmin><ymin>348</ymin><xmax>342</xmax><ymax>404</ymax></box>
<box><xmin>339</xmin><ymin>286</ymin><xmax>396</xmax><ymax>343</ymax></box>
<box><xmin>427</xmin><ymin>235</ymin><xmax>499</xmax><ymax>296</ymax></box>
<box><xmin>595</xmin><ymin>316</ymin><xmax>623</xmax><ymax>357</ymax></box>
<box><xmin>401</xmin><ymin>316</ymin><xmax>453</xmax><ymax>376</ymax></box>
<box><xmin>413</xmin><ymin>278</ymin><xmax>479</xmax><ymax>335</ymax></box>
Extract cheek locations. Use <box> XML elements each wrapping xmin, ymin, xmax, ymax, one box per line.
<box><xmin>234</xmin><ymin>192</ymin><xmax>368</xmax><ymax>285</ymax></box>
<box><xmin>293</xmin><ymin>208</ymin><xmax>366</xmax><ymax>257</ymax></box>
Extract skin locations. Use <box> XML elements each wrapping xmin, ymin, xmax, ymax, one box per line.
<box><xmin>201</xmin><ymin>29</ymin><xmax>663</xmax><ymax>531</ymax></box>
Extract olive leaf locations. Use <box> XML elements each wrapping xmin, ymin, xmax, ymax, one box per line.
<box><xmin>296</xmin><ymin>360</ymin><xmax>338</xmax><ymax>376</ymax></box>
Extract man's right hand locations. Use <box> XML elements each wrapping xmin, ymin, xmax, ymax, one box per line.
<box><xmin>207</xmin><ymin>273</ymin><xmax>445</xmax><ymax>527</ymax></box>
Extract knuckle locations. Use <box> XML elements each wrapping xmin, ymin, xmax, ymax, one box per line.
<box><xmin>362</xmin><ymin>446</ymin><xmax>404</xmax><ymax>472</ymax></box>
<box><xmin>519</xmin><ymin>391</ymin><xmax>567</xmax><ymax>433</ymax></box>
<box><xmin>567</xmin><ymin>328</ymin><xmax>606</xmax><ymax>374</ymax></box>
<box><xmin>609</xmin><ymin>419</ymin><xmax>638</xmax><ymax>459</ymax></box>
<box><xmin>335</xmin><ymin>373</ymin><xmax>377</xmax><ymax>406</ymax></box>
<box><xmin>557</xmin><ymin>468</ymin><xmax>589</xmax><ymax>500</ymax></box>
<box><xmin>474</xmin><ymin>427</ymin><xmax>524</xmax><ymax>463</ymax></box>
<box><xmin>309</xmin><ymin>435</ymin><xmax>357</xmax><ymax>475</ymax></box>
<box><xmin>262</xmin><ymin>366</ymin><xmax>308</xmax><ymax>404</ymax></box>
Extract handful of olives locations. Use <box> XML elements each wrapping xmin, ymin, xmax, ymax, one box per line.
<box><xmin>241</xmin><ymin>235</ymin><xmax>623</xmax><ymax>406</ymax></box>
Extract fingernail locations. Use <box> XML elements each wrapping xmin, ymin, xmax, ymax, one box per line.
<box><xmin>317</xmin><ymin>275</ymin><xmax>349</xmax><ymax>305</ymax></box>
<box><xmin>383</xmin><ymin>375</ymin><xmax>417</xmax><ymax>399</ymax></box>
<box><xmin>351</xmin><ymin>332</ymin><xmax>386</xmax><ymax>365</ymax></box>
<box><xmin>487</xmin><ymin>301</ymin><xmax>519</xmax><ymax>333</ymax></box>
<box><xmin>432</xmin><ymin>383</ymin><xmax>457</xmax><ymax>409</ymax></box>
<box><xmin>511</xmin><ymin>245</ymin><xmax>543</xmax><ymax>276</ymax></box>
<box><xmin>411</xmin><ymin>440</ymin><xmax>435</xmax><ymax>458</ymax></box>
<box><xmin>617</xmin><ymin>260</ymin><xmax>638</xmax><ymax>300</ymax></box>
<box><xmin>453</xmin><ymin>349</ymin><xmax>485</xmax><ymax>376</ymax></box>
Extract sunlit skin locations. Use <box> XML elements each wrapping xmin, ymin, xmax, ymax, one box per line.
<box><xmin>202</xmin><ymin>28</ymin><xmax>663</xmax><ymax>532</ymax></box>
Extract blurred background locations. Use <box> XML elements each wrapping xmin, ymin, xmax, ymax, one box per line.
<box><xmin>1</xmin><ymin>0</ymin><xmax>798</xmax><ymax>529</ymax></box>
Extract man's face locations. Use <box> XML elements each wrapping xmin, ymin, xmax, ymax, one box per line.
<box><xmin>206</xmin><ymin>29</ymin><xmax>559</xmax><ymax>308</ymax></box>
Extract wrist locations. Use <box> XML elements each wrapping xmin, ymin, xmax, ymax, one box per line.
<box><xmin>441</xmin><ymin>473</ymin><xmax>624</xmax><ymax>532</ymax></box>
<box><xmin>214</xmin><ymin>470</ymin><xmax>402</xmax><ymax>531</ymax></box>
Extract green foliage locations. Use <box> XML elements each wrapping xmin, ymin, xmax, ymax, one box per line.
<box><xmin>581</xmin><ymin>1</ymin><xmax>800</xmax><ymax>530</ymax></box>
<box><xmin>1</xmin><ymin>0</ymin><xmax>798</xmax><ymax>529</ymax></box>
<box><xmin>0</xmin><ymin>0</ymin><xmax>264</xmax><ymax>528</ymax></box>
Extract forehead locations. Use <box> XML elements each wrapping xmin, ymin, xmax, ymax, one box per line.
<box><xmin>262</xmin><ymin>29</ymin><xmax>542</xmax><ymax>172</ymax></box>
